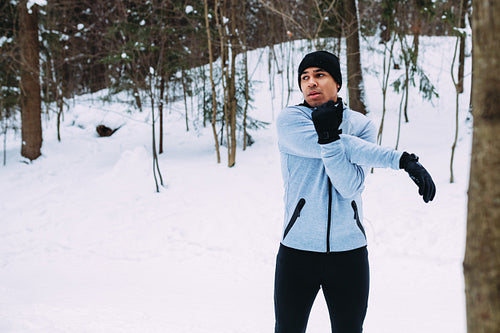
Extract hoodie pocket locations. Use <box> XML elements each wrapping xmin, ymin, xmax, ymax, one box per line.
<box><xmin>283</xmin><ymin>198</ymin><xmax>306</xmax><ymax>240</ymax></box>
<box><xmin>351</xmin><ymin>200</ymin><xmax>366</xmax><ymax>239</ymax></box>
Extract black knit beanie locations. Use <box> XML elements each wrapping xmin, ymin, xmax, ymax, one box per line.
<box><xmin>298</xmin><ymin>51</ymin><xmax>342</xmax><ymax>92</ymax></box>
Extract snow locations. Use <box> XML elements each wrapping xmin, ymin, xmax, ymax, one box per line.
<box><xmin>0</xmin><ymin>36</ymin><xmax>10</xmax><ymax>48</ymax></box>
<box><xmin>0</xmin><ymin>36</ymin><xmax>471</xmax><ymax>332</ymax></box>
<box><xmin>27</xmin><ymin>0</ymin><xmax>46</xmax><ymax>11</ymax></box>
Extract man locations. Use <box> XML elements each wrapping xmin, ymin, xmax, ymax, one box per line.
<box><xmin>274</xmin><ymin>51</ymin><xmax>435</xmax><ymax>333</ymax></box>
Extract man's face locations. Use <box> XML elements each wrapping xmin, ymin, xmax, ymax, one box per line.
<box><xmin>300</xmin><ymin>67</ymin><xmax>339</xmax><ymax>107</ymax></box>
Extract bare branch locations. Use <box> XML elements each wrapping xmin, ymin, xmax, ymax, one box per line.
<box><xmin>256</xmin><ymin>0</ymin><xmax>312</xmax><ymax>40</ymax></box>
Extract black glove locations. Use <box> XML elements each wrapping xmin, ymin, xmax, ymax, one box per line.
<box><xmin>400</xmin><ymin>152</ymin><xmax>436</xmax><ymax>203</ymax></box>
<box><xmin>311</xmin><ymin>98</ymin><xmax>343</xmax><ymax>144</ymax></box>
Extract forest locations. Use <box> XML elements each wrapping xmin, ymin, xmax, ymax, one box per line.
<box><xmin>2</xmin><ymin>0</ymin><xmax>469</xmax><ymax>165</ymax></box>
<box><xmin>2</xmin><ymin>1</ymin><xmax>500</xmax><ymax>332</ymax></box>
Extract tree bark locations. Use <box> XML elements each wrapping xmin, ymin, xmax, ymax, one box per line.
<box><xmin>228</xmin><ymin>0</ymin><xmax>237</xmax><ymax>168</ymax></box>
<box><xmin>181</xmin><ymin>69</ymin><xmax>189</xmax><ymax>132</ymax></box>
<box><xmin>204</xmin><ymin>0</ymin><xmax>221</xmax><ymax>163</ymax></box>
<box><xmin>242</xmin><ymin>0</ymin><xmax>249</xmax><ymax>151</ymax></box>
<box><xmin>159</xmin><ymin>76</ymin><xmax>165</xmax><ymax>154</ymax></box>
<box><xmin>457</xmin><ymin>0</ymin><xmax>467</xmax><ymax>94</ymax></box>
<box><xmin>463</xmin><ymin>0</ymin><xmax>500</xmax><ymax>331</ymax></box>
<box><xmin>458</xmin><ymin>34</ymin><xmax>466</xmax><ymax>94</ymax></box>
<box><xmin>19</xmin><ymin>1</ymin><xmax>42</xmax><ymax>160</ymax></box>
<box><xmin>343</xmin><ymin>0</ymin><xmax>367</xmax><ymax>114</ymax></box>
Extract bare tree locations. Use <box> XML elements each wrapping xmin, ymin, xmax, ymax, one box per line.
<box><xmin>258</xmin><ymin>0</ymin><xmax>367</xmax><ymax>114</ymax></box>
<box><xmin>204</xmin><ymin>0</ymin><xmax>221</xmax><ymax>163</ymax></box>
<box><xmin>456</xmin><ymin>0</ymin><xmax>469</xmax><ymax>94</ymax></box>
<box><xmin>342</xmin><ymin>0</ymin><xmax>367</xmax><ymax>114</ymax></box>
<box><xmin>376</xmin><ymin>35</ymin><xmax>396</xmax><ymax>146</ymax></box>
<box><xmin>463</xmin><ymin>0</ymin><xmax>500</xmax><ymax>331</ymax></box>
<box><xmin>227</xmin><ymin>0</ymin><xmax>238</xmax><ymax>167</ymax></box>
<box><xmin>241</xmin><ymin>0</ymin><xmax>250</xmax><ymax>151</ymax></box>
<box><xmin>215</xmin><ymin>0</ymin><xmax>230</xmax><ymax>164</ymax></box>
<box><xmin>18</xmin><ymin>0</ymin><xmax>42</xmax><ymax>161</ymax></box>
<box><xmin>212</xmin><ymin>0</ymin><xmax>244</xmax><ymax>168</ymax></box>
<box><xmin>449</xmin><ymin>34</ymin><xmax>462</xmax><ymax>183</ymax></box>
<box><xmin>257</xmin><ymin>0</ymin><xmax>337</xmax><ymax>47</ymax></box>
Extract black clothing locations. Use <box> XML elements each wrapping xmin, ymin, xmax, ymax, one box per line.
<box><xmin>399</xmin><ymin>152</ymin><xmax>436</xmax><ymax>203</ymax></box>
<box><xmin>298</xmin><ymin>51</ymin><xmax>342</xmax><ymax>91</ymax></box>
<box><xmin>274</xmin><ymin>244</ymin><xmax>369</xmax><ymax>333</ymax></box>
<box><xmin>311</xmin><ymin>99</ymin><xmax>344</xmax><ymax>144</ymax></box>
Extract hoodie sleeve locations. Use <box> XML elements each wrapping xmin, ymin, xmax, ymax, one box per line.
<box><xmin>341</xmin><ymin>134</ymin><xmax>403</xmax><ymax>170</ymax></box>
<box><xmin>336</xmin><ymin>111</ymin><xmax>402</xmax><ymax>172</ymax></box>
<box><xmin>276</xmin><ymin>106</ymin><xmax>323</xmax><ymax>158</ymax></box>
<box><xmin>319</xmin><ymin>135</ymin><xmax>403</xmax><ymax>197</ymax></box>
<box><xmin>277</xmin><ymin>106</ymin><xmax>403</xmax><ymax>198</ymax></box>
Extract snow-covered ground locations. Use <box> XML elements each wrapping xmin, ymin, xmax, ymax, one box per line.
<box><xmin>0</xmin><ymin>36</ymin><xmax>471</xmax><ymax>332</ymax></box>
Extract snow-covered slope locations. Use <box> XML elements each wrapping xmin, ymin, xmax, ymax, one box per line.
<box><xmin>0</xmin><ymin>36</ymin><xmax>471</xmax><ymax>332</ymax></box>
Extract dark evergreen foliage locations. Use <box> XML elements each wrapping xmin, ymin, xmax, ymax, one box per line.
<box><xmin>0</xmin><ymin>0</ymin><xmax>465</xmax><ymax>145</ymax></box>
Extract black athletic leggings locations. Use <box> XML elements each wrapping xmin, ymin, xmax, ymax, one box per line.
<box><xmin>274</xmin><ymin>244</ymin><xmax>369</xmax><ymax>333</ymax></box>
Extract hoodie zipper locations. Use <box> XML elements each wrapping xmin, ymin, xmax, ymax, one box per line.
<box><xmin>326</xmin><ymin>179</ymin><xmax>333</xmax><ymax>252</ymax></box>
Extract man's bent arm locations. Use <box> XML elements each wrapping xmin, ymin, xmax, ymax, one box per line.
<box><xmin>277</xmin><ymin>106</ymin><xmax>402</xmax><ymax>198</ymax></box>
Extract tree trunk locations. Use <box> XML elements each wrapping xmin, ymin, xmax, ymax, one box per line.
<box><xmin>399</xmin><ymin>35</ymin><xmax>411</xmax><ymax>123</ymax></box>
<box><xmin>450</xmin><ymin>36</ymin><xmax>462</xmax><ymax>183</ymax></box>
<box><xmin>458</xmin><ymin>33</ymin><xmax>466</xmax><ymax>94</ymax></box>
<box><xmin>19</xmin><ymin>1</ymin><xmax>42</xmax><ymax>161</ymax></box>
<box><xmin>2</xmin><ymin>100</ymin><xmax>7</xmax><ymax>166</ymax></box>
<box><xmin>204</xmin><ymin>0</ymin><xmax>220</xmax><ymax>163</ymax></box>
<box><xmin>412</xmin><ymin>33</ymin><xmax>420</xmax><ymax>64</ymax></box>
<box><xmin>181</xmin><ymin>69</ymin><xmax>189</xmax><ymax>132</ymax></box>
<box><xmin>242</xmin><ymin>1</ymin><xmax>249</xmax><ymax>151</ymax></box>
<box><xmin>227</xmin><ymin>0</ymin><xmax>237</xmax><ymax>168</ymax></box>
<box><xmin>343</xmin><ymin>0</ymin><xmax>367</xmax><ymax>114</ymax></box>
<box><xmin>457</xmin><ymin>0</ymin><xmax>467</xmax><ymax>94</ymax></box>
<box><xmin>159</xmin><ymin>76</ymin><xmax>165</xmax><ymax>154</ymax></box>
<box><xmin>377</xmin><ymin>36</ymin><xmax>396</xmax><ymax>146</ymax></box>
<box><xmin>150</xmin><ymin>97</ymin><xmax>163</xmax><ymax>193</ymax></box>
<box><xmin>463</xmin><ymin>0</ymin><xmax>500</xmax><ymax>331</ymax></box>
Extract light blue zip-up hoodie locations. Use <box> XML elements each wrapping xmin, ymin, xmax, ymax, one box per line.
<box><xmin>276</xmin><ymin>104</ymin><xmax>403</xmax><ymax>252</ymax></box>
